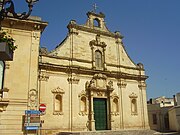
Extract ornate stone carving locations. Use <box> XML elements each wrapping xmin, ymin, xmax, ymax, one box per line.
<box><xmin>52</xmin><ymin>87</ymin><xmax>65</xmax><ymax>115</ymax></box>
<box><xmin>28</xmin><ymin>89</ymin><xmax>38</xmax><ymax>110</ymax></box>
<box><xmin>67</xmin><ymin>77</ymin><xmax>80</xmax><ymax>84</ymax></box>
<box><xmin>78</xmin><ymin>90</ymin><xmax>87</xmax><ymax>97</ymax></box>
<box><xmin>107</xmin><ymin>80</ymin><xmax>113</xmax><ymax>89</ymax></box>
<box><xmin>51</xmin><ymin>87</ymin><xmax>65</xmax><ymax>94</ymax></box>
<box><xmin>117</xmin><ymin>79</ymin><xmax>127</xmax><ymax>88</ymax></box>
<box><xmin>78</xmin><ymin>90</ymin><xmax>88</xmax><ymax>116</ymax></box>
<box><xmin>39</xmin><ymin>47</ymin><xmax>48</xmax><ymax>55</ymax></box>
<box><xmin>89</xmin><ymin>35</ymin><xmax>107</xmax><ymax>48</ymax></box>
<box><xmin>86</xmin><ymin>74</ymin><xmax>115</xmax><ymax>93</ymax></box>
<box><xmin>97</xmin><ymin>92</ymin><xmax>103</xmax><ymax>97</ymax></box>
<box><xmin>111</xmin><ymin>92</ymin><xmax>119</xmax><ymax>116</ymax></box>
<box><xmin>138</xmin><ymin>82</ymin><xmax>147</xmax><ymax>89</ymax></box>
<box><xmin>68</xmin><ymin>20</ymin><xmax>79</xmax><ymax>35</ymax></box>
<box><xmin>0</xmin><ymin>99</ymin><xmax>9</xmax><ymax>112</ymax></box>
<box><xmin>129</xmin><ymin>92</ymin><xmax>138</xmax><ymax>98</ymax></box>
<box><xmin>39</xmin><ymin>73</ymin><xmax>49</xmax><ymax>81</ymax></box>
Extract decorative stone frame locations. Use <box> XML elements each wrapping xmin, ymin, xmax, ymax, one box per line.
<box><xmin>78</xmin><ymin>90</ymin><xmax>88</xmax><ymax>116</ymax></box>
<box><xmin>111</xmin><ymin>93</ymin><xmax>119</xmax><ymax>116</ymax></box>
<box><xmin>89</xmin><ymin>35</ymin><xmax>107</xmax><ymax>70</ymax></box>
<box><xmin>28</xmin><ymin>89</ymin><xmax>38</xmax><ymax>110</ymax></box>
<box><xmin>129</xmin><ymin>92</ymin><xmax>138</xmax><ymax>115</ymax></box>
<box><xmin>85</xmin><ymin>73</ymin><xmax>115</xmax><ymax>130</ymax></box>
<box><xmin>52</xmin><ymin>87</ymin><xmax>65</xmax><ymax>115</ymax></box>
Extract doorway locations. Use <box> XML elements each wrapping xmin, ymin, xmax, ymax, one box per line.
<box><xmin>93</xmin><ymin>98</ymin><xmax>108</xmax><ymax>130</ymax></box>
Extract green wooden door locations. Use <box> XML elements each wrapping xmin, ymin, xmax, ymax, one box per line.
<box><xmin>93</xmin><ymin>98</ymin><xmax>107</xmax><ymax>130</ymax></box>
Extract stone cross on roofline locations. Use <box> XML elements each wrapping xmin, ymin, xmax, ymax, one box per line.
<box><xmin>92</xmin><ymin>3</ymin><xmax>98</xmax><ymax>13</ymax></box>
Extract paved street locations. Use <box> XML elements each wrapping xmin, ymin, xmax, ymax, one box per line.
<box><xmin>154</xmin><ymin>132</ymin><xmax>180</xmax><ymax>135</ymax></box>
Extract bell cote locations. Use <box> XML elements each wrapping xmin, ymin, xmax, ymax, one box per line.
<box><xmin>86</xmin><ymin>11</ymin><xmax>108</xmax><ymax>31</ymax></box>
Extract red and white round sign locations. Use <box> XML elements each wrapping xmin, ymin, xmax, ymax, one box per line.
<box><xmin>39</xmin><ymin>104</ymin><xmax>46</xmax><ymax>112</ymax></box>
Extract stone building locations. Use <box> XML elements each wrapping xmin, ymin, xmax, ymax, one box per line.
<box><xmin>0</xmin><ymin>16</ymin><xmax>47</xmax><ymax>134</ymax></box>
<box><xmin>169</xmin><ymin>93</ymin><xmax>180</xmax><ymax>131</ymax></box>
<box><xmin>0</xmin><ymin>11</ymin><xmax>149</xmax><ymax>134</ymax></box>
<box><xmin>147</xmin><ymin>104</ymin><xmax>171</xmax><ymax>131</ymax></box>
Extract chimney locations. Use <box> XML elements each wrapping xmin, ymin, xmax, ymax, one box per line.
<box><xmin>173</xmin><ymin>95</ymin><xmax>177</xmax><ymax>106</ymax></box>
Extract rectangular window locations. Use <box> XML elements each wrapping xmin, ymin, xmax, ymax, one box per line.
<box><xmin>152</xmin><ymin>114</ymin><xmax>157</xmax><ymax>124</ymax></box>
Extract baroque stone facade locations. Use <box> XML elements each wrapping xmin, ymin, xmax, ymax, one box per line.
<box><xmin>0</xmin><ymin>11</ymin><xmax>149</xmax><ymax>135</ymax></box>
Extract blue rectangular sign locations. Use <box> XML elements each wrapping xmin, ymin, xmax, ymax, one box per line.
<box><xmin>25</xmin><ymin>110</ymin><xmax>40</xmax><ymax>114</ymax></box>
<box><xmin>25</xmin><ymin>126</ymin><xmax>39</xmax><ymax>130</ymax></box>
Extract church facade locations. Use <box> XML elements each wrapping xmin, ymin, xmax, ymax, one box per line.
<box><xmin>0</xmin><ymin>11</ymin><xmax>149</xmax><ymax>134</ymax></box>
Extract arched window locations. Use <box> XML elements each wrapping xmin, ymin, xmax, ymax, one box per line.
<box><xmin>131</xmin><ymin>99</ymin><xmax>137</xmax><ymax>114</ymax></box>
<box><xmin>55</xmin><ymin>95</ymin><xmax>62</xmax><ymax>112</ymax></box>
<box><xmin>95</xmin><ymin>50</ymin><xmax>102</xmax><ymax>69</ymax></box>
<box><xmin>0</xmin><ymin>61</ymin><xmax>4</xmax><ymax>89</ymax></box>
<box><xmin>93</xmin><ymin>18</ymin><xmax>100</xmax><ymax>27</ymax></box>
<box><xmin>80</xmin><ymin>96</ymin><xmax>87</xmax><ymax>112</ymax></box>
<box><xmin>113</xmin><ymin>98</ymin><xmax>119</xmax><ymax>113</ymax></box>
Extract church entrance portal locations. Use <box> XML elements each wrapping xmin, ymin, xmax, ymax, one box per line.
<box><xmin>93</xmin><ymin>98</ymin><xmax>108</xmax><ymax>130</ymax></box>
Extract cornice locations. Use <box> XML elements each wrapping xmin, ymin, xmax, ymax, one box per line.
<box><xmin>67</xmin><ymin>23</ymin><xmax>123</xmax><ymax>39</ymax></box>
<box><xmin>1</xmin><ymin>17</ymin><xmax>48</xmax><ymax>32</ymax></box>
<box><xmin>39</xmin><ymin>62</ymin><xmax>148</xmax><ymax>81</ymax></box>
<box><xmin>39</xmin><ymin>55</ymin><xmax>92</xmax><ymax>64</ymax></box>
<box><xmin>87</xmin><ymin>11</ymin><xmax>105</xmax><ymax>18</ymax></box>
<box><xmin>40</xmin><ymin>55</ymin><xmax>144</xmax><ymax>71</ymax></box>
<box><xmin>106</xmin><ymin>63</ymin><xmax>145</xmax><ymax>71</ymax></box>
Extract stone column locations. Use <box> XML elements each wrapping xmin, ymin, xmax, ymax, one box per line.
<box><xmin>109</xmin><ymin>92</ymin><xmax>114</xmax><ymax>130</ymax></box>
<box><xmin>89</xmin><ymin>90</ymin><xmax>95</xmax><ymax>131</ymax></box>
<box><xmin>103</xmin><ymin>47</ymin><xmax>107</xmax><ymax>70</ymax></box>
<box><xmin>90</xmin><ymin>46</ymin><xmax>95</xmax><ymax>69</ymax></box>
<box><xmin>138</xmin><ymin>81</ymin><xmax>149</xmax><ymax>129</ymax></box>
<box><xmin>117</xmin><ymin>79</ymin><xmax>127</xmax><ymax>129</ymax></box>
<box><xmin>38</xmin><ymin>71</ymin><xmax>49</xmax><ymax>103</ymax></box>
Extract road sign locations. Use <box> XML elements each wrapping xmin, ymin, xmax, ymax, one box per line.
<box><xmin>25</xmin><ymin>110</ymin><xmax>40</xmax><ymax>114</ymax></box>
<box><xmin>39</xmin><ymin>104</ymin><xmax>46</xmax><ymax>112</ymax></box>
<box><xmin>25</xmin><ymin>126</ymin><xmax>39</xmax><ymax>130</ymax></box>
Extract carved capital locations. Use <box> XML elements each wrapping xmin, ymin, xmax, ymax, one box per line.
<box><xmin>117</xmin><ymin>81</ymin><xmax>127</xmax><ymax>88</ymax></box>
<box><xmin>69</xmin><ymin>28</ymin><xmax>79</xmax><ymax>35</ymax></box>
<box><xmin>138</xmin><ymin>82</ymin><xmax>147</xmax><ymax>89</ymax></box>
<box><xmin>67</xmin><ymin>77</ymin><xmax>80</xmax><ymax>84</ymax></box>
<box><xmin>39</xmin><ymin>74</ymin><xmax>49</xmax><ymax>81</ymax></box>
<box><xmin>0</xmin><ymin>99</ymin><xmax>9</xmax><ymax>112</ymax></box>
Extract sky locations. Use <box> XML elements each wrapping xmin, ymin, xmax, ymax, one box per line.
<box><xmin>17</xmin><ymin>0</ymin><xmax>180</xmax><ymax>99</ymax></box>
